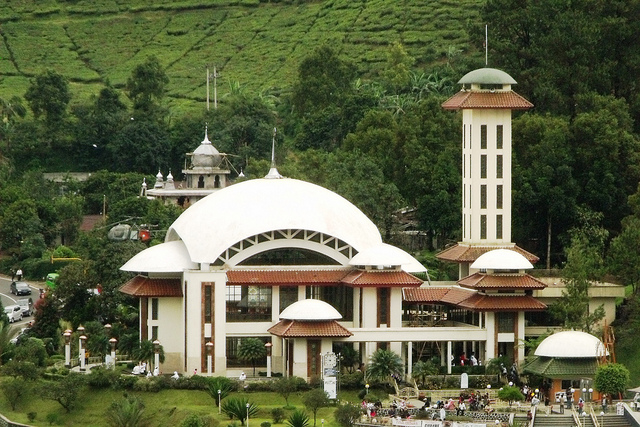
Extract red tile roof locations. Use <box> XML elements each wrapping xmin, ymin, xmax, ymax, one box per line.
<box><xmin>341</xmin><ymin>270</ymin><xmax>423</xmax><ymax>287</ymax></box>
<box><xmin>227</xmin><ymin>269</ymin><xmax>423</xmax><ymax>288</ymax></box>
<box><xmin>436</xmin><ymin>244</ymin><xmax>539</xmax><ymax>263</ymax></box>
<box><xmin>457</xmin><ymin>294</ymin><xmax>547</xmax><ymax>311</ymax></box>
<box><xmin>79</xmin><ymin>215</ymin><xmax>103</xmax><ymax>232</ymax></box>
<box><xmin>227</xmin><ymin>269</ymin><xmax>347</xmax><ymax>286</ymax></box>
<box><xmin>120</xmin><ymin>275</ymin><xmax>182</xmax><ymax>297</ymax></box>
<box><xmin>403</xmin><ymin>287</ymin><xmax>450</xmax><ymax>302</ymax></box>
<box><xmin>442</xmin><ymin>91</ymin><xmax>534</xmax><ymax>110</ymax></box>
<box><xmin>458</xmin><ymin>273</ymin><xmax>547</xmax><ymax>290</ymax></box>
<box><xmin>268</xmin><ymin>319</ymin><xmax>353</xmax><ymax>337</ymax></box>
<box><xmin>440</xmin><ymin>287</ymin><xmax>477</xmax><ymax>305</ymax></box>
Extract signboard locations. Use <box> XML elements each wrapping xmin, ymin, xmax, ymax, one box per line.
<box><xmin>324</xmin><ymin>376</ymin><xmax>337</xmax><ymax>399</ymax></box>
<box><xmin>460</xmin><ymin>373</ymin><xmax>469</xmax><ymax>389</ymax></box>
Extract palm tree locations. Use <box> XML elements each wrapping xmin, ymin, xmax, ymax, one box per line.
<box><xmin>237</xmin><ymin>338</ymin><xmax>266</xmax><ymax>376</ymax></box>
<box><xmin>367</xmin><ymin>349</ymin><xmax>403</xmax><ymax>386</ymax></box>
<box><xmin>105</xmin><ymin>394</ymin><xmax>147</xmax><ymax>427</ymax></box>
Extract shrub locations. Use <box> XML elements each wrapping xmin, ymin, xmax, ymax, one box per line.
<box><xmin>206</xmin><ymin>376</ymin><xmax>235</xmax><ymax>406</ymax></box>
<box><xmin>339</xmin><ymin>371</ymin><xmax>364</xmax><ymax>389</ymax></box>
<box><xmin>286</xmin><ymin>409</ymin><xmax>309</xmax><ymax>427</ymax></box>
<box><xmin>221</xmin><ymin>397</ymin><xmax>258</xmax><ymax>424</ymax></box>
<box><xmin>115</xmin><ymin>375</ymin><xmax>138</xmax><ymax>390</ymax></box>
<box><xmin>272</xmin><ymin>407</ymin><xmax>285</xmax><ymax>423</ymax></box>
<box><xmin>87</xmin><ymin>366</ymin><xmax>121</xmax><ymax>389</ymax></box>
<box><xmin>132</xmin><ymin>377</ymin><xmax>163</xmax><ymax>392</ymax></box>
<box><xmin>334</xmin><ymin>403</ymin><xmax>362</xmax><ymax>427</ymax></box>
<box><xmin>261</xmin><ymin>423</ymin><xmax>272</xmax><ymax>427</ymax></box>
<box><xmin>181</xmin><ymin>413</ymin><xmax>208</xmax><ymax>427</ymax></box>
<box><xmin>46</xmin><ymin>412</ymin><xmax>61</xmax><ymax>425</ymax></box>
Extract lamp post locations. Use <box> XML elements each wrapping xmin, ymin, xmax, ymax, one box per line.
<box><xmin>153</xmin><ymin>340</ymin><xmax>161</xmax><ymax>373</ymax></box>
<box><xmin>265</xmin><ymin>342</ymin><xmax>273</xmax><ymax>378</ymax></box>
<box><xmin>218</xmin><ymin>389</ymin><xmax>222</xmax><ymax>415</ymax></box>
<box><xmin>246</xmin><ymin>402</ymin><xmax>250</xmax><ymax>427</ymax></box>
<box><xmin>206</xmin><ymin>341</ymin><xmax>214</xmax><ymax>375</ymax></box>
<box><xmin>109</xmin><ymin>338</ymin><xmax>117</xmax><ymax>369</ymax></box>
<box><xmin>365</xmin><ymin>383</ymin><xmax>370</xmax><ymax>395</ymax></box>
<box><xmin>63</xmin><ymin>329</ymin><xmax>72</xmax><ymax>368</ymax></box>
<box><xmin>79</xmin><ymin>334</ymin><xmax>87</xmax><ymax>371</ymax></box>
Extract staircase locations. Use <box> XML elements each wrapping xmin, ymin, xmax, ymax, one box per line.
<box><xmin>597</xmin><ymin>413</ymin><xmax>633</xmax><ymax>427</ymax></box>
<box><xmin>533</xmin><ymin>414</ymin><xmax>575</xmax><ymax>427</ymax></box>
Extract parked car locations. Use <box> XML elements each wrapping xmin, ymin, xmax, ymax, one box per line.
<box><xmin>10</xmin><ymin>327</ymin><xmax>31</xmax><ymax>345</ymax></box>
<box><xmin>17</xmin><ymin>298</ymin><xmax>33</xmax><ymax>317</ymax></box>
<box><xmin>4</xmin><ymin>305</ymin><xmax>22</xmax><ymax>323</ymax></box>
<box><xmin>10</xmin><ymin>281</ymin><xmax>31</xmax><ymax>296</ymax></box>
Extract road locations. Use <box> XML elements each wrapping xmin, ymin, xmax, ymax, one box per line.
<box><xmin>0</xmin><ymin>276</ymin><xmax>39</xmax><ymax>332</ymax></box>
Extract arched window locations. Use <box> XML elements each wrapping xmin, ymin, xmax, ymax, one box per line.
<box><xmin>198</xmin><ymin>175</ymin><xmax>205</xmax><ymax>188</ymax></box>
<box><xmin>214</xmin><ymin>175</ymin><xmax>220</xmax><ymax>188</ymax></box>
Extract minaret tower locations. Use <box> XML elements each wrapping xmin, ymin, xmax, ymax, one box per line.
<box><xmin>438</xmin><ymin>68</ymin><xmax>537</xmax><ymax>278</ymax></box>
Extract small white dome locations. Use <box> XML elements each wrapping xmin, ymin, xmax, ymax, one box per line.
<box><xmin>349</xmin><ymin>243</ymin><xmax>426</xmax><ymax>273</ymax></box>
<box><xmin>120</xmin><ymin>240</ymin><xmax>198</xmax><ymax>273</ymax></box>
<box><xmin>471</xmin><ymin>249</ymin><xmax>533</xmax><ymax>270</ymax></box>
<box><xmin>534</xmin><ymin>331</ymin><xmax>608</xmax><ymax>358</ymax></box>
<box><xmin>279</xmin><ymin>299</ymin><xmax>342</xmax><ymax>320</ymax></box>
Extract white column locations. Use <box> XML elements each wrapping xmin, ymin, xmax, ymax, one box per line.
<box><xmin>447</xmin><ymin>341</ymin><xmax>452</xmax><ymax>374</ymax></box>
<box><xmin>79</xmin><ymin>335</ymin><xmax>86</xmax><ymax>372</ymax></box>
<box><xmin>407</xmin><ymin>342</ymin><xmax>413</xmax><ymax>379</ymax></box>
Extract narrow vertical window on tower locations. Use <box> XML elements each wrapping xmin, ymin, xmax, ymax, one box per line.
<box><xmin>496</xmin><ymin>125</ymin><xmax>503</xmax><ymax>149</ymax></box>
<box><xmin>481</xmin><ymin>125</ymin><xmax>487</xmax><ymax>149</ymax></box>
<box><xmin>497</xmin><ymin>155</ymin><xmax>503</xmax><ymax>179</ymax></box>
<box><xmin>480</xmin><ymin>215</ymin><xmax>487</xmax><ymax>239</ymax></box>
<box><xmin>481</xmin><ymin>155</ymin><xmax>487</xmax><ymax>179</ymax></box>
<box><xmin>497</xmin><ymin>185</ymin><xmax>503</xmax><ymax>209</ymax></box>
<box><xmin>151</xmin><ymin>298</ymin><xmax>158</xmax><ymax>320</ymax></box>
<box><xmin>496</xmin><ymin>215</ymin><xmax>503</xmax><ymax>239</ymax></box>
<box><xmin>463</xmin><ymin>124</ymin><xmax>466</xmax><ymax>149</ymax></box>
<box><xmin>481</xmin><ymin>185</ymin><xmax>487</xmax><ymax>209</ymax></box>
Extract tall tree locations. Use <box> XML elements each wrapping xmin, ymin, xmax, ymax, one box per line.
<box><xmin>512</xmin><ymin>113</ymin><xmax>577</xmax><ymax>268</ymax></box>
<box><xmin>24</xmin><ymin>70</ymin><xmax>71</xmax><ymax>138</ymax></box>
<box><xmin>549</xmin><ymin>210</ymin><xmax>607</xmax><ymax>332</ymax></box>
<box><xmin>125</xmin><ymin>55</ymin><xmax>169</xmax><ymax>121</ymax></box>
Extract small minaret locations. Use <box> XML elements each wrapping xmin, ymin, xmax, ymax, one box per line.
<box><xmin>264</xmin><ymin>127</ymin><xmax>283</xmax><ymax>179</ymax></box>
<box><xmin>439</xmin><ymin>68</ymin><xmax>537</xmax><ymax>278</ymax></box>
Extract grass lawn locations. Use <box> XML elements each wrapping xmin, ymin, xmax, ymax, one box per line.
<box><xmin>0</xmin><ymin>385</ymin><xmax>362</xmax><ymax>426</ymax></box>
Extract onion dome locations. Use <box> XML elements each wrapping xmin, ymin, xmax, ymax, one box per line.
<box><xmin>192</xmin><ymin>127</ymin><xmax>222</xmax><ymax>168</ymax></box>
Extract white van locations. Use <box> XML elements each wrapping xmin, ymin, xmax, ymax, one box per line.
<box><xmin>4</xmin><ymin>305</ymin><xmax>23</xmax><ymax>323</ymax></box>
<box><xmin>17</xmin><ymin>298</ymin><xmax>33</xmax><ymax>317</ymax></box>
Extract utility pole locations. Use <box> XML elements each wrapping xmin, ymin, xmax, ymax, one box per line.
<box><xmin>206</xmin><ymin>66</ymin><xmax>220</xmax><ymax>111</ymax></box>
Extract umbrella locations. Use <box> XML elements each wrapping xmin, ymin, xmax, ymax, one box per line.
<box><xmin>628</xmin><ymin>386</ymin><xmax>640</xmax><ymax>393</ymax></box>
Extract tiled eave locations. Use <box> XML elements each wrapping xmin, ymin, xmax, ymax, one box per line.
<box><xmin>458</xmin><ymin>272</ymin><xmax>547</xmax><ymax>290</ymax></box>
<box><xmin>227</xmin><ymin>269</ymin><xmax>423</xmax><ymax>288</ymax></box>
<box><xmin>456</xmin><ymin>294</ymin><xmax>547</xmax><ymax>311</ymax></box>
<box><xmin>120</xmin><ymin>275</ymin><xmax>182</xmax><ymax>297</ymax></box>
<box><xmin>226</xmin><ymin>269</ymin><xmax>348</xmax><ymax>286</ymax></box>
<box><xmin>442</xmin><ymin>91</ymin><xmax>534</xmax><ymax>110</ymax></box>
<box><xmin>267</xmin><ymin>319</ymin><xmax>353</xmax><ymax>338</ymax></box>
<box><xmin>436</xmin><ymin>244</ymin><xmax>539</xmax><ymax>264</ymax></box>
<box><xmin>340</xmin><ymin>270</ymin><xmax>423</xmax><ymax>287</ymax></box>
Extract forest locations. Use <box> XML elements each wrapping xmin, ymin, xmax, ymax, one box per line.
<box><xmin>2</xmin><ymin>0</ymin><xmax>640</xmax><ymax>380</ymax></box>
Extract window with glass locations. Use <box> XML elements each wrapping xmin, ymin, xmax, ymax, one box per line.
<box><xmin>481</xmin><ymin>155</ymin><xmax>487</xmax><ymax>179</ymax></box>
<box><xmin>151</xmin><ymin>298</ymin><xmax>158</xmax><ymax>320</ymax></box>
<box><xmin>497</xmin><ymin>312</ymin><xmax>515</xmax><ymax>332</ymax></box>
<box><xmin>496</xmin><ymin>215</ymin><xmax>503</xmax><ymax>239</ymax></box>
<box><xmin>496</xmin><ymin>125</ymin><xmax>503</xmax><ymax>149</ymax></box>
<box><xmin>226</xmin><ymin>337</ymin><xmax>268</xmax><ymax>367</ymax></box>
<box><xmin>497</xmin><ymin>155</ymin><xmax>503</xmax><ymax>179</ymax></box>
<box><xmin>152</xmin><ymin>326</ymin><xmax>158</xmax><ymax>341</ymax></box>
<box><xmin>204</xmin><ymin>285</ymin><xmax>212</xmax><ymax>323</ymax></box>
<box><xmin>481</xmin><ymin>185</ymin><xmax>487</xmax><ymax>209</ymax></box>
<box><xmin>226</xmin><ymin>285</ymin><xmax>272</xmax><ymax>322</ymax></box>
<box><xmin>279</xmin><ymin>286</ymin><xmax>298</xmax><ymax>313</ymax></box>
<box><xmin>305</xmin><ymin>285</ymin><xmax>353</xmax><ymax>321</ymax></box>
<box><xmin>497</xmin><ymin>185</ymin><xmax>503</xmax><ymax>209</ymax></box>
<box><xmin>480</xmin><ymin>215</ymin><xmax>487</xmax><ymax>239</ymax></box>
<box><xmin>481</xmin><ymin>125</ymin><xmax>487</xmax><ymax>149</ymax></box>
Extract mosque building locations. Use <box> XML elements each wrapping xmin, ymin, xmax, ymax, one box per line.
<box><xmin>119</xmin><ymin>67</ymin><xmax>623</xmax><ymax>379</ymax></box>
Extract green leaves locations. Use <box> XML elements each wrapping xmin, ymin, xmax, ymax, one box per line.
<box><xmin>594</xmin><ymin>363</ymin><xmax>630</xmax><ymax>398</ymax></box>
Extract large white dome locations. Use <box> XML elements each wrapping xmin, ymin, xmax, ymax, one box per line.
<box><xmin>166</xmin><ymin>178</ymin><xmax>383</xmax><ymax>264</ymax></box>
<box><xmin>534</xmin><ymin>331</ymin><xmax>608</xmax><ymax>358</ymax></box>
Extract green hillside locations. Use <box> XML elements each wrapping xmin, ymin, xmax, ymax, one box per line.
<box><xmin>0</xmin><ymin>0</ymin><xmax>482</xmax><ymax>114</ymax></box>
